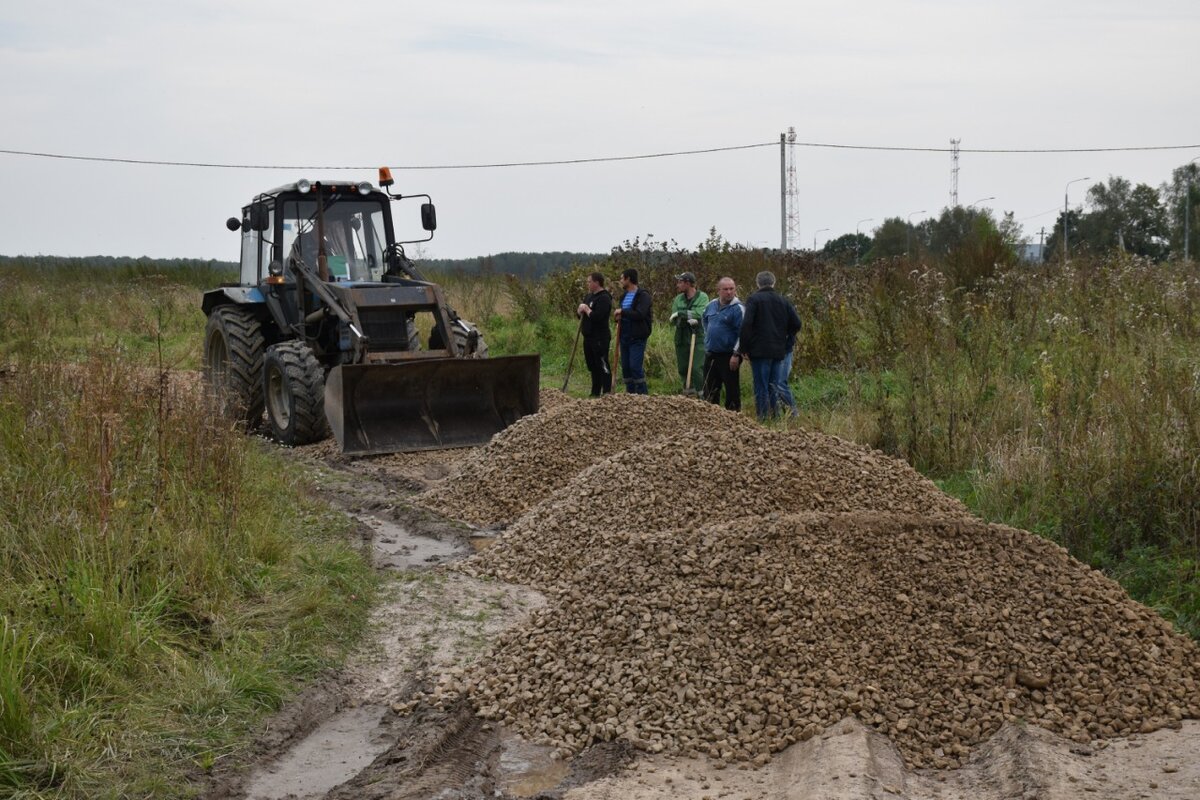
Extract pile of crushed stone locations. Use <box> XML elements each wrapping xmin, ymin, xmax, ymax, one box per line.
<box><xmin>466</xmin><ymin>427</ymin><xmax>972</xmax><ymax>589</ymax></box>
<box><xmin>419</xmin><ymin>394</ymin><xmax>757</xmax><ymax>526</ymax></box>
<box><xmin>447</xmin><ymin>513</ymin><xmax>1200</xmax><ymax>768</ymax></box>
<box><xmin>421</xmin><ymin>395</ymin><xmax>1200</xmax><ymax>769</ymax></box>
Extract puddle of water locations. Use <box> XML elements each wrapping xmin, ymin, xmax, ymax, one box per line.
<box><xmin>497</xmin><ymin>735</ymin><xmax>571</xmax><ymax>797</ymax></box>
<box><xmin>359</xmin><ymin>516</ymin><xmax>460</xmax><ymax>569</ymax></box>
<box><xmin>242</xmin><ymin>704</ymin><xmax>392</xmax><ymax>800</ymax></box>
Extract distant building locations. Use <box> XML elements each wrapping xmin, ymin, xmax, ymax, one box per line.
<box><xmin>1018</xmin><ymin>243</ymin><xmax>1045</xmax><ymax>263</ymax></box>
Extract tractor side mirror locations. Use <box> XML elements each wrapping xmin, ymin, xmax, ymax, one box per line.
<box><xmin>421</xmin><ymin>203</ymin><xmax>437</xmax><ymax>232</ymax></box>
<box><xmin>249</xmin><ymin>202</ymin><xmax>271</xmax><ymax>232</ymax></box>
<box><xmin>226</xmin><ymin>217</ymin><xmax>242</xmax><ymax>232</ymax></box>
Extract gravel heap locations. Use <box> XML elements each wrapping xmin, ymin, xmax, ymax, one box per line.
<box><xmin>447</xmin><ymin>513</ymin><xmax>1200</xmax><ymax>768</ymax></box>
<box><xmin>467</xmin><ymin>426</ymin><xmax>971</xmax><ymax>589</ymax></box>
<box><xmin>422</xmin><ymin>395</ymin><xmax>1200</xmax><ymax>769</ymax></box>
<box><xmin>419</xmin><ymin>394</ymin><xmax>758</xmax><ymax>526</ymax></box>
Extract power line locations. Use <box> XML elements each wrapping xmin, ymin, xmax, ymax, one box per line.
<box><xmin>1</xmin><ymin>139</ymin><xmax>1198</xmax><ymax>172</ymax></box>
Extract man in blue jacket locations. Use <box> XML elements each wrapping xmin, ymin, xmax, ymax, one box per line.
<box><xmin>737</xmin><ymin>271</ymin><xmax>801</xmax><ymax>420</ymax></box>
<box><xmin>701</xmin><ymin>277</ymin><xmax>743</xmax><ymax>411</ymax></box>
<box><xmin>613</xmin><ymin>268</ymin><xmax>653</xmax><ymax>394</ymax></box>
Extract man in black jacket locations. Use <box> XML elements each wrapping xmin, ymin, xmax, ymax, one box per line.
<box><xmin>737</xmin><ymin>270</ymin><xmax>801</xmax><ymax>420</ymax></box>
<box><xmin>613</xmin><ymin>268</ymin><xmax>653</xmax><ymax>394</ymax></box>
<box><xmin>576</xmin><ymin>272</ymin><xmax>613</xmax><ymax>396</ymax></box>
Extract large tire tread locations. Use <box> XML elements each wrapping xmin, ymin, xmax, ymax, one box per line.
<box><xmin>263</xmin><ymin>341</ymin><xmax>329</xmax><ymax>446</ymax></box>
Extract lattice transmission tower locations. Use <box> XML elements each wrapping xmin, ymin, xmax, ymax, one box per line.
<box><xmin>949</xmin><ymin>138</ymin><xmax>961</xmax><ymax>207</ymax></box>
<box><xmin>784</xmin><ymin>127</ymin><xmax>801</xmax><ymax>251</ymax></box>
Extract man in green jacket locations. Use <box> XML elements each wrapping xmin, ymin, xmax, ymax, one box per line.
<box><xmin>669</xmin><ymin>272</ymin><xmax>709</xmax><ymax>393</ymax></box>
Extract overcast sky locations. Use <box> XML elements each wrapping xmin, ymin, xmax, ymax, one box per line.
<box><xmin>2</xmin><ymin>1</ymin><xmax>1197</xmax><ymax>260</ymax></box>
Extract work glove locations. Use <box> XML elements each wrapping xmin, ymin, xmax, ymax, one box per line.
<box><xmin>688</xmin><ymin>318</ymin><xmax>699</xmax><ymax>329</ymax></box>
<box><xmin>669</xmin><ymin>312</ymin><xmax>679</xmax><ymax>323</ymax></box>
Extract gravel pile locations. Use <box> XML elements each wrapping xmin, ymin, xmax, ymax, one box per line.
<box><xmin>419</xmin><ymin>394</ymin><xmax>758</xmax><ymax>526</ymax></box>
<box><xmin>467</xmin><ymin>427</ymin><xmax>971</xmax><ymax>589</ymax></box>
<box><xmin>447</xmin><ymin>513</ymin><xmax>1200</xmax><ymax>768</ymax></box>
<box><xmin>420</xmin><ymin>395</ymin><xmax>1200</xmax><ymax>769</ymax></box>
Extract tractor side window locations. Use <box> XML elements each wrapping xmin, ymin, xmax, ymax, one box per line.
<box><xmin>240</xmin><ymin>227</ymin><xmax>260</xmax><ymax>286</ymax></box>
<box><xmin>259</xmin><ymin>210</ymin><xmax>274</xmax><ymax>281</ymax></box>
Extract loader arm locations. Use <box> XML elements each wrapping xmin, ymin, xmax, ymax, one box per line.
<box><xmin>288</xmin><ymin>254</ymin><xmax>370</xmax><ymax>362</ymax></box>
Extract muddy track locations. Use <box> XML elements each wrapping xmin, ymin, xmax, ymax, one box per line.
<box><xmin>199</xmin><ymin>441</ymin><xmax>620</xmax><ymax>800</ymax></box>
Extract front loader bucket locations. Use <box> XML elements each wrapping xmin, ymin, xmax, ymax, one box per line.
<box><xmin>325</xmin><ymin>355</ymin><xmax>541</xmax><ymax>456</ymax></box>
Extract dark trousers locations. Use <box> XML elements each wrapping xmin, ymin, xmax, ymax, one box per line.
<box><xmin>702</xmin><ymin>352</ymin><xmax>741</xmax><ymax>411</ymax></box>
<box><xmin>583</xmin><ymin>336</ymin><xmax>612</xmax><ymax>396</ymax></box>
<box><xmin>620</xmin><ymin>338</ymin><xmax>648</xmax><ymax>394</ymax></box>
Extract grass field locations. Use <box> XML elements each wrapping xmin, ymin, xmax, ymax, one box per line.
<box><xmin>0</xmin><ymin>262</ymin><xmax>376</xmax><ymax>797</ymax></box>
<box><xmin>0</xmin><ymin>249</ymin><xmax>1197</xmax><ymax>795</ymax></box>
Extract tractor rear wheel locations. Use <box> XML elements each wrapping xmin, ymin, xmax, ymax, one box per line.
<box><xmin>203</xmin><ymin>306</ymin><xmax>265</xmax><ymax>427</ymax></box>
<box><xmin>263</xmin><ymin>341</ymin><xmax>329</xmax><ymax>446</ymax></box>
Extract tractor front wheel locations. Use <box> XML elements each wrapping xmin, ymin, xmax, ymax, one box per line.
<box><xmin>263</xmin><ymin>342</ymin><xmax>329</xmax><ymax>446</ymax></box>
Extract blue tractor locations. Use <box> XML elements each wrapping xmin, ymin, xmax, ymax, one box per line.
<box><xmin>202</xmin><ymin>169</ymin><xmax>539</xmax><ymax>455</ymax></box>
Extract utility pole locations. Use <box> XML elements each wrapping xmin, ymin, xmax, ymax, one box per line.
<box><xmin>949</xmin><ymin>138</ymin><xmax>961</xmax><ymax>207</ymax></box>
<box><xmin>855</xmin><ymin>218</ymin><xmax>873</xmax><ymax>265</ymax></box>
<box><xmin>779</xmin><ymin>133</ymin><xmax>787</xmax><ymax>250</ymax></box>
<box><xmin>906</xmin><ymin>210</ymin><xmax>925</xmax><ymax>256</ymax></box>
<box><xmin>1186</xmin><ymin>157</ymin><xmax>1199</xmax><ymax>262</ymax></box>
<box><xmin>1064</xmin><ymin>176</ymin><xmax>1090</xmax><ymax>266</ymax></box>
<box><xmin>814</xmin><ymin>227</ymin><xmax>829</xmax><ymax>252</ymax></box>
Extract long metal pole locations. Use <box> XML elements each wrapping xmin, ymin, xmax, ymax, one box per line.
<box><xmin>1063</xmin><ymin>190</ymin><xmax>1068</xmax><ymax>266</ymax></box>
<box><xmin>814</xmin><ymin>227</ymin><xmax>829</xmax><ymax>252</ymax></box>
<box><xmin>906</xmin><ymin>210</ymin><xmax>925</xmax><ymax>256</ymax></box>
<box><xmin>780</xmin><ymin>133</ymin><xmax>787</xmax><ymax>250</ymax></box>
<box><xmin>1186</xmin><ymin>158</ymin><xmax>1198</xmax><ymax>262</ymax></box>
<box><xmin>855</xmin><ymin>218</ymin><xmax>873</xmax><ymax>265</ymax></box>
<box><xmin>1063</xmin><ymin>177</ymin><xmax>1089</xmax><ymax>266</ymax></box>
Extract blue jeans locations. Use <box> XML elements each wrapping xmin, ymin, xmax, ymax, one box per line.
<box><xmin>750</xmin><ymin>357</ymin><xmax>796</xmax><ymax>419</ymax></box>
<box><xmin>620</xmin><ymin>338</ymin><xmax>648</xmax><ymax>394</ymax></box>
<box><xmin>776</xmin><ymin>352</ymin><xmax>797</xmax><ymax>412</ymax></box>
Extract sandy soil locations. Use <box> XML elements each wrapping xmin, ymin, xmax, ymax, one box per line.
<box><xmin>200</xmin><ymin>438</ymin><xmax>1200</xmax><ymax>800</ymax></box>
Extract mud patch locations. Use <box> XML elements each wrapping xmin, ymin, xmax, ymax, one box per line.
<box><xmin>241</xmin><ymin>704</ymin><xmax>394</xmax><ymax>800</ymax></box>
<box><xmin>357</xmin><ymin>514</ymin><xmax>459</xmax><ymax>570</ymax></box>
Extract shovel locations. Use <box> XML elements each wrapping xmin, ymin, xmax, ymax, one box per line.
<box><xmin>610</xmin><ymin>317</ymin><xmax>622</xmax><ymax>386</ymax></box>
<box><xmin>683</xmin><ymin>328</ymin><xmax>698</xmax><ymax>397</ymax></box>
<box><xmin>562</xmin><ymin>318</ymin><xmax>582</xmax><ymax>392</ymax></box>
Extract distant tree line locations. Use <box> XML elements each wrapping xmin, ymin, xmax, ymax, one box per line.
<box><xmin>0</xmin><ymin>254</ymin><xmax>238</xmax><ymax>271</ymax></box>
<box><xmin>831</xmin><ymin>159</ymin><xmax>1200</xmax><ymax>265</ymax></box>
<box><xmin>421</xmin><ymin>251</ymin><xmax>605</xmax><ymax>279</ymax></box>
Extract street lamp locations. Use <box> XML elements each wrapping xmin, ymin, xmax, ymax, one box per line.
<box><xmin>967</xmin><ymin>196</ymin><xmax>995</xmax><ymax>209</ymax></box>
<box><xmin>1063</xmin><ymin>176</ymin><xmax>1090</xmax><ymax>265</ymax></box>
<box><xmin>855</xmin><ymin>218</ymin><xmax>873</xmax><ymax>265</ymax></box>
<box><xmin>813</xmin><ymin>227</ymin><xmax>830</xmax><ymax>252</ymax></box>
<box><xmin>906</xmin><ymin>210</ymin><xmax>925</xmax><ymax>256</ymax></box>
<box><xmin>1185</xmin><ymin>157</ymin><xmax>1199</xmax><ymax>263</ymax></box>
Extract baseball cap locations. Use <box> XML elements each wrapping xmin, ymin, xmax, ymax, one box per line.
<box><xmin>675</xmin><ymin>271</ymin><xmax>696</xmax><ymax>284</ymax></box>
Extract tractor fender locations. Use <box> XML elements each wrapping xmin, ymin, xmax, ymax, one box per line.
<box><xmin>202</xmin><ymin>286</ymin><xmax>268</xmax><ymax>318</ymax></box>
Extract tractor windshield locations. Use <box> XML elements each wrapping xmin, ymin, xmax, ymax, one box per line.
<box><xmin>281</xmin><ymin>198</ymin><xmax>389</xmax><ymax>281</ymax></box>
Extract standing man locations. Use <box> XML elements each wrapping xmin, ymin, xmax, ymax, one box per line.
<box><xmin>701</xmin><ymin>276</ymin><xmax>743</xmax><ymax>411</ymax></box>
<box><xmin>613</xmin><ymin>268</ymin><xmax>652</xmax><ymax>394</ymax></box>
<box><xmin>576</xmin><ymin>272</ymin><xmax>613</xmax><ymax>396</ymax></box>
<box><xmin>668</xmin><ymin>272</ymin><xmax>709</xmax><ymax>393</ymax></box>
<box><xmin>737</xmin><ymin>271</ymin><xmax>801</xmax><ymax>420</ymax></box>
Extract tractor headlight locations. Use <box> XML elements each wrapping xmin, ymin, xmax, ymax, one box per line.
<box><xmin>357</xmin><ymin>181</ymin><xmax>372</xmax><ymax>196</ymax></box>
<box><xmin>297</xmin><ymin>179</ymin><xmax>312</xmax><ymax>194</ymax></box>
